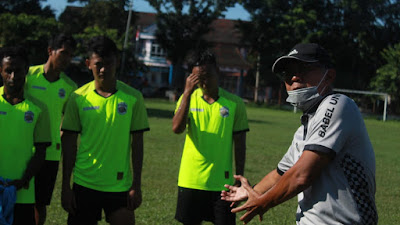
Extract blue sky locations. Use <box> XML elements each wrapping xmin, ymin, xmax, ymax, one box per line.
<box><xmin>43</xmin><ymin>0</ymin><xmax>251</xmax><ymax>21</ymax></box>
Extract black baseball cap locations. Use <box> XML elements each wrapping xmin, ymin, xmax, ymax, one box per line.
<box><xmin>272</xmin><ymin>43</ymin><xmax>332</xmax><ymax>73</ymax></box>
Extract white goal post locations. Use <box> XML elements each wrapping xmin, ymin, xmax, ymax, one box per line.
<box><xmin>292</xmin><ymin>89</ymin><xmax>389</xmax><ymax>121</ymax></box>
<box><xmin>333</xmin><ymin>88</ymin><xmax>389</xmax><ymax>121</ymax></box>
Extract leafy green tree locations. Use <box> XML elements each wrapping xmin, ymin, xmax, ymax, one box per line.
<box><xmin>60</xmin><ymin>0</ymin><xmax>140</xmax><ymax>80</ymax></box>
<box><xmin>370</xmin><ymin>43</ymin><xmax>400</xmax><ymax>113</ymax></box>
<box><xmin>319</xmin><ymin>0</ymin><xmax>400</xmax><ymax>89</ymax></box>
<box><xmin>0</xmin><ymin>0</ymin><xmax>54</xmax><ymax>17</ymax></box>
<box><xmin>61</xmin><ymin>0</ymin><xmax>131</xmax><ymax>35</ymax></box>
<box><xmin>69</xmin><ymin>25</ymin><xmax>137</xmax><ymax>84</ymax></box>
<box><xmin>73</xmin><ymin>26</ymin><xmax>122</xmax><ymax>53</ymax></box>
<box><xmin>145</xmin><ymin>0</ymin><xmax>236</xmax><ymax>91</ymax></box>
<box><xmin>0</xmin><ymin>0</ymin><xmax>57</xmax><ymax>86</ymax></box>
<box><xmin>237</xmin><ymin>0</ymin><xmax>326</xmax><ymax>102</ymax></box>
<box><xmin>0</xmin><ymin>13</ymin><xmax>61</xmax><ymax>64</ymax></box>
<box><xmin>239</xmin><ymin>0</ymin><xmax>400</xmax><ymax>93</ymax></box>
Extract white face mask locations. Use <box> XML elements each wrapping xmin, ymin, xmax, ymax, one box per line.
<box><xmin>286</xmin><ymin>69</ymin><xmax>328</xmax><ymax>111</ymax></box>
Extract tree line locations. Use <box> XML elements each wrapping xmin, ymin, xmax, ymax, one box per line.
<box><xmin>0</xmin><ymin>0</ymin><xmax>399</xmax><ymax>113</ymax></box>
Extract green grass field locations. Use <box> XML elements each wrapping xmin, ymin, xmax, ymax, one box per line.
<box><xmin>45</xmin><ymin>99</ymin><xmax>400</xmax><ymax>225</ymax></box>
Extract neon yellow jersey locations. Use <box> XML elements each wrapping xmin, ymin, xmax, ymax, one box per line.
<box><xmin>0</xmin><ymin>94</ymin><xmax>51</xmax><ymax>203</ymax></box>
<box><xmin>25</xmin><ymin>65</ymin><xmax>77</xmax><ymax>161</ymax></box>
<box><xmin>62</xmin><ymin>80</ymin><xmax>149</xmax><ymax>192</ymax></box>
<box><xmin>175</xmin><ymin>88</ymin><xmax>249</xmax><ymax>191</ymax></box>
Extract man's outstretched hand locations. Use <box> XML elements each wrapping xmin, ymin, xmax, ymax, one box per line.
<box><xmin>222</xmin><ymin>175</ymin><xmax>270</xmax><ymax>224</ymax></box>
<box><xmin>221</xmin><ymin>175</ymin><xmax>250</xmax><ymax>207</ymax></box>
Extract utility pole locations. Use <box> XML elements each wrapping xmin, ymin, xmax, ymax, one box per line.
<box><xmin>254</xmin><ymin>54</ymin><xmax>260</xmax><ymax>103</ymax></box>
<box><xmin>120</xmin><ymin>0</ymin><xmax>133</xmax><ymax>78</ymax></box>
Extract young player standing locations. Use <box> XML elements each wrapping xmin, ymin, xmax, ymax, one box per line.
<box><xmin>0</xmin><ymin>47</ymin><xmax>51</xmax><ymax>225</ymax></box>
<box><xmin>172</xmin><ymin>50</ymin><xmax>249</xmax><ymax>225</ymax></box>
<box><xmin>24</xmin><ymin>34</ymin><xmax>77</xmax><ymax>225</ymax></box>
<box><xmin>61</xmin><ymin>36</ymin><xmax>149</xmax><ymax>225</ymax></box>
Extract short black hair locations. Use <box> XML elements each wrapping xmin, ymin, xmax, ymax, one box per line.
<box><xmin>48</xmin><ymin>33</ymin><xmax>77</xmax><ymax>50</ymax></box>
<box><xmin>0</xmin><ymin>46</ymin><xmax>29</xmax><ymax>66</ymax></box>
<box><xmin>186</xmin><ymin>49</ymin><xmax>217</xmax><ymax>72</ymax></box>
<box><xmin>87</xmin><ymin>36</ymin><xmax>119</xmax><ymax>58</ymax></box>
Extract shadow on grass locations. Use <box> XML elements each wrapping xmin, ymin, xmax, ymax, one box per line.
<box><xmin>248</xmin><ymin>119</ymin><xmax>271</xmax><ymax>124</ymax></box>
<box><xmin>147</xmin><ymin>108</ymin><xmax>174</xmax><ymax>118</ymax></box>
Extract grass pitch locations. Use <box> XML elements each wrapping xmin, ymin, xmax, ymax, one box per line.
<box><xmin>45</xmin><ymin>98</ymin><xmax>400</xmax><ymax>225</ymax></box>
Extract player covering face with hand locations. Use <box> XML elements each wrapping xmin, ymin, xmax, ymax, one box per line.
<box><xmin>172</xmin><ymin>49</ymin><xmax>249</xmax><ymax>225</ymax></box>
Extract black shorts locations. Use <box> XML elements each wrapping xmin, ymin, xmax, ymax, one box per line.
<box><xmin>13</xmin><ymin>203</ymin><xmax>35</xmax><ymax>225</ymax></box>
<box><xmin>175</xmin><ymin>187</ymin><xmax>236</xmax><ymax>225</ymax></box>
<box><xmin>68</xmin><ymin>183</ymin><xmax>135</xmax><ymax>225</ymax></box>
<box><xmin>35</xmin><ymin>160</ymin><xmax>59</xmax><ymax>205</ymax></box>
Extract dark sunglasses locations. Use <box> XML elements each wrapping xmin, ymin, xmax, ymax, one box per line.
<box><xmin>277</xmin><ymin>62</ymin><xmax>325</xmax><ymax>82</ymax></box>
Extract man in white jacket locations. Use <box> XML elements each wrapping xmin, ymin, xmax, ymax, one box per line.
<box><xmin>222</xmin><ymin>43</ymin><xmax>378</xmax><ymax>225</ymax></box>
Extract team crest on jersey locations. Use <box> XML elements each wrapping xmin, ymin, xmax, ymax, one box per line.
<box><xmin>58</xmin><ymin>88</ymin><xmax>66</xmax><ymax>98</ymax></box>
<box><xmin>220</xmin><ymin>106</ymin><xmax>229</xmax><ymax>118</ymax></box>
<box><xmin>24</xmin><ymin>111</ymin><xmax>34</xmax><ymax>123</ymax></box>
<box><xmin>117</xmin><ymin>102</ymin><xmax>127</xmax><ymax>115</ymax></box>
